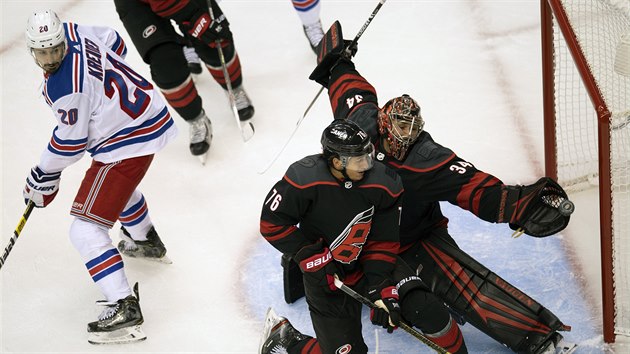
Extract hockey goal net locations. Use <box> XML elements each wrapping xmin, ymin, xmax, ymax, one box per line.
<box><xmin>541</xmin><ymin>0</ymin><xmax>630</xmax><ymax>343</ymax></box>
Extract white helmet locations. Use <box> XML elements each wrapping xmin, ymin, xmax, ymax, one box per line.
<box><xmin>26</xmin><ymin>10</ymin><xmax>66</xmax><ymax>49</ymax></box>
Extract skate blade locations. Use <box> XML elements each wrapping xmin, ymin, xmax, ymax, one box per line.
<box><xmin>258</xmin><ymin>307</ymin><xmax>281</xmax><ymax>353</ymax></box>
<box><xmin>240</xmin><ymin>120</ymin><xmax>255</xmax><ymax>142</ymax></box>
<box><xmin>88</xmin><ymin>325</ymin><xmax>146</xmax><ymax>345</ymax></box>
<box><xmin>555</xmin><ymin>341</ymin><xmax>577</xmax><ymax>354</ymax></box>
<box><xmin>125</xmin><ymin>254</ymin><xmax>173</xmax><ymax>264</ymax></box>
<box><xmin>198</xmin><ymin>153</ymin><xmax>208</xmax><ymax>165</ymax></box>
<box><xmin>538</xmin><ymin>339</ymin><xmax>577</xmax><ymax>354</ymax></box>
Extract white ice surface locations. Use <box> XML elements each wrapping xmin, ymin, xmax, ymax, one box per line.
<box><xmin>1</xmin><ymin>0</ymin><xmax>627</xmax><ymax>353</ymax></box>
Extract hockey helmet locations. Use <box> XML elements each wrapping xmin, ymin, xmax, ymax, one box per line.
<box><xmin>378</xmin><ymin>94</ymin><xmax>424</xmax><ymax>160</ymax></box>
<box><xmin>26</xmin><ymin>10</ymin><xmax>67</xmax><ymax>73</ymax></box>
<box><xmin>321</xmin><ymin>119</ymin><xmax>374</xmax><ymax>172</ymax></box>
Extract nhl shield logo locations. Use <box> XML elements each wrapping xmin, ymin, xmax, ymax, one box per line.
<box><xmin>344</xmin><ymin>181</ymin><xmax>353</xmax><ymax>189</ymax></box>
<box><xmin>376</xmin><ymin>152</ymin><xmax>385</xmax><ymax>161</ymax></box>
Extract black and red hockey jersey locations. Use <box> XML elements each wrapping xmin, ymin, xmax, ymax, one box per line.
<box><xmin>327</xmin><ymin>61</ymin><xmax>512</xmax><ymax>250</ymax></box>
<box><xmin>260</xmin><ymin>154</ymin><xmax>403</xmax><ymax>287</ymax></box>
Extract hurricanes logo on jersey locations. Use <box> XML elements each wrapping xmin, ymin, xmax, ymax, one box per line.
<box><xmin>329</xmin><ymin>206</ymin><xmax>374</xmax><ymax>264</ymax></box>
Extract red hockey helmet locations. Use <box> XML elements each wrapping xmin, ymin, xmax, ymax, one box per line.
<box><xmin>377</xmin><ymin>94</ymin><xmax>424</xmax><ymax>160</ymax></box>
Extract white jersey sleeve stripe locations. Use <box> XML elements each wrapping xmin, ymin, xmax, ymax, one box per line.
<box><xmin>88</xmin><ymin>107</ymin><xmax>173</xmax><ymax>156</ymax></box>
<box><xmin>48</xmin><ymin>127</ymin><xmax>88</xmax><ymax>156</ymax></box>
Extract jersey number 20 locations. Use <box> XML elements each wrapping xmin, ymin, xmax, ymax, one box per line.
<box><xmin>104</xmin><ymin>53</ymin><xmax>153</xmax><ymax>119</ymax></box>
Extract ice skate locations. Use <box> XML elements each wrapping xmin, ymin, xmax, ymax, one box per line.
<box><xmin>118</xmin><ymin>226</ymin><xmax>172</xmax><ymax>264</ymax></box>
<box><xmin>232</xmin><ymin>85</ymin><xmax>255</xmax><ymax>122</ymax></box>
<box><xmin>303</xmin><ymin>20</ymin><xmax>324</xmax><ymax>53</ymax></box>
<box><xmin>188</xmin><ymin>110</ymin><xmax>213</xmax><ymax>164</ymax></box>
<box><xmin>536</xmin><ymin>333</ymin><xmax>577</xmax><ymax>354</ymax></box>
<box><xmin>88</xmin><ymin>283</ymin><xmax>146</xmax><ymax>345</ymax></box>
<box><xmin>259</xmin><ymin>307</ymin><xmax>309</xmax><ymax>354</ymax></box>
<box><xmin>183</xmin><ymin>45</ymin><xmax>202</xmax><ymax>75</ymax></box>
<box><xmin>225</xmin><ymin>85</ymin><xmax>254</xmax><ymax>142</ymax></box>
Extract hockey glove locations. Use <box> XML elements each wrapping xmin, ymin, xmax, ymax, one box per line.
<box><xmin>499</xmin><ymin>177</ymin><xmax>573</xmax><ymax>237</ymax></box>
<box><xmin>181</xmin><ymin>8</ymin><xmax>231</xmax><ymax>46</ymax></box>
<box><xmin>23</xmin><ymin>166</ymin><xmax>61</xmax><ymax>208</ymax></box>
<box><xmin>368</xmin><ymin>280</ymin><xmax>401</xmax><ymax>333</ymax></box>
<box><xmin>309</xmin><ymin>21</ymin><xmax>358</xmax><ymax>87</ymax></box>
<box><xmin>294</xmin><ymin>239</ymin><xmax>340</xmax><ymax>293</ymax></box>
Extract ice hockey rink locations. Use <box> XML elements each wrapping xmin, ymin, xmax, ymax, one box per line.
<box><xmin>1</xmin><ymin>0</ymin><xmax>628</xmax><ymax>353</ymax></box>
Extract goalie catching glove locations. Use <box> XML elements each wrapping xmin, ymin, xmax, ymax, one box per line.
<box><xmin>367</xmin><ymin>280</ymin><xmax>401</xmax><ymax>333</ymax></box>
<box><xmin>499</xmin><ymin>177</ymin><xmax>573</xmax><ymax>237</ymax></box>
<box><xmin>293</xmin><ymin>239</ymin><xmax>341</xmax><ymax>293</ymax></box>
<box><xmin>23</xmin><ymin>166</ymin><xmax>61</xmax><ymax>208</ymax></box>
<box><xmin>309</xmin><ymin>21</ymin><xmax>358</xmax><ymax>87</ymax></box>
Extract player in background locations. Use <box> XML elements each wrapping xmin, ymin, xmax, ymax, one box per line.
<box><xmin>179</xmin><ymin>0</ymin><xmax>325</xmax><ymax>71</ymax></box>
<box><xmin>291</xmin><ymin>0</ymin><xmax>325</xmax><ymax>53</ymax></box>
<box><xmin>113</xmin><ymin>0</ymin><xmax>255</xmax><ymax>161</ymax></box>
<box><xmin>301</xmin><ymin>25</ymin><xmax>577</xmax><ymax>354</ymax></box>
<box><xmin>258</xmin><ymin>120</ymin><xmax>468</xmax><ymax>354</ymax></box>
<box><xmin>24</xmin><ymin>10</ymin><xmax>177</xmax><ymax>344</ymax></box>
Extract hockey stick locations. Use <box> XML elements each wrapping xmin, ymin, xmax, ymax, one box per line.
<box><xmin>332</xmin><ymin>276</ymin><xmax>451</xmax><ymax>354</ymax></box>
<box><xmin>0</xmin><ymin>201</ymin><xmax>35</xmax><ymax>270</ymax></box>
<box><xmin>258</xmin><ymin>0</ymin><xmax>388</xmax><ymax>175</ymax></box>
<box><xmin>208</xmin><ymin>8</ymin><xmax>255</xmax><ymax>143</ymax></box>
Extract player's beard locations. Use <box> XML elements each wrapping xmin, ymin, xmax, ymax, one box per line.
<box><xmin>42</xmin><ymin>61</ymin><xmax>61</xmax><ymax>74</ymax></box>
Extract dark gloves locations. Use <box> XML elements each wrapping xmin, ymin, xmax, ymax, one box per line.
<box><xmin>181</xmin><ymin>8</ymin><xmax>231</xmax><ymax>45</ymax></box>
<box><xmin>294</xmin><ymin>239</ymin><xmax>340</xmax><ymax>293</ymax></box>
<box><xmin>309</xmin><ymin>21</ymin><xmax>358</xmax><ymax>87</ymax></box>
<box><xmin>368</xmin><ymin>280</ymin><xmax>401</xmax><ymax>333</ymax></box>
<box><xmin>500</xmin><ymin>177</ymin><xmax>573</xmax><ymax>237</ymax></box>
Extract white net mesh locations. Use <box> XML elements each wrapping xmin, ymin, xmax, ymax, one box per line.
<box><xmin>552</xmin><ymin>0</ymin><xmax>630</xmax><ymax>337</ymax></box>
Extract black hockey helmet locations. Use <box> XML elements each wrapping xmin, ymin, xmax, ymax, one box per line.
<box><xmin>321</xmin><ymin>120</ymin><xmax>374</xmax><ymax>170</ymax></box>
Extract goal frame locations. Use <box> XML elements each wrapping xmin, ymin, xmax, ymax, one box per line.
<box><xmin>540</xmin><ymin>0</ymin><xmax>616</xmax><ymax>343</ymax></box>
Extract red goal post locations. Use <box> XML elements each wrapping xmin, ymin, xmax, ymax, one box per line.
<box><xmin>541</xmin><ymin>0</ymin><xmax>630</xmax><ymax>343</ymax></box>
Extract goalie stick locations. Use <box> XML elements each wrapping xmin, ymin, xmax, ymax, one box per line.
<box><xmin>0</xmin><ymin>200</ymin><xmax>35</xmax><ymax>270</ymax></box>
<box><xmin>208</xmin><ymin>8</ymin><xmax>255</xmax><ymax>144</ymax></box>
<box><xmin>332</xmin><ymin>276</ymin><xmax>451</xmax><ymax>354</ymax></box>
<box><xmin>258</xmin><ymin>0</ymin><xmax>388</xmax><ymax>175</ymax></box>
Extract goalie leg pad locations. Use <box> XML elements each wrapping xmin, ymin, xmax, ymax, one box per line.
<box><xmin>418</xmin><ymin>233</ymin><xmax>569</xmax><ymax>354</ymax></box>
<box><xmin>281</xmin><ymin>254</ymin><xmax>305</xmax><ymax>304</ymax></box>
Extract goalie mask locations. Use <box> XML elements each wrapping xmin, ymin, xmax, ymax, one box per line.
<box><xmin>378</xmin><ymin>94</ymin><xmax>424</xmax><ymax>160</ymax></box>
<box><xmin>26</xmin><ymin>10</ymin><xmax>67</xmax><ymax>74</ymax></box>
<box><xmin>322</xmin><ymin>120</ymin><xmax>375</xmax><ymax>181</ymax></box>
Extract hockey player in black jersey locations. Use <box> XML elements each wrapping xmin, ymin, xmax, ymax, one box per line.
<box><xmin>259</xmin><ymin>120</ymin><xmax>468</xmax><ymax>354</ymax></box>
<box><xmin>297</xmin><ymin>25</ymin><xmax>576</xmax><ymax>354</ymax></box>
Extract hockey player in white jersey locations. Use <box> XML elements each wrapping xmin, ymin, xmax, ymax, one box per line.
<box><xmin>291</xmin><ymin>0</ymin><xmax>325</xmax><ymax>53</ymax></box>
<box><xmin>24</xmin><ymin>10</ymin><xmax>178</xmax><ymax>344</ymax></box>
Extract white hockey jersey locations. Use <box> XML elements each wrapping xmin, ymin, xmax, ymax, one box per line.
<box><xmin>38</xmin><ymin>22</ymin><xmax>178</xmax><ymax>173</ymax></box>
